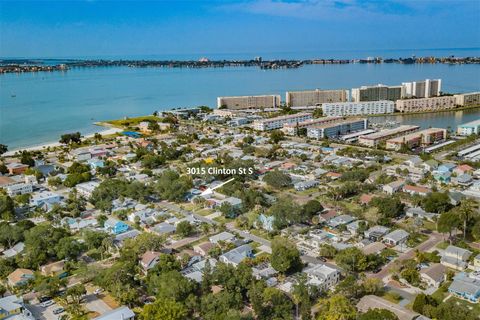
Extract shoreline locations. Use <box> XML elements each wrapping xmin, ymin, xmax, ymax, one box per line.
<box><xmin>3</xmin><ymin>126</ymin><xmax>123</xmax><ymax>156</ymax></box>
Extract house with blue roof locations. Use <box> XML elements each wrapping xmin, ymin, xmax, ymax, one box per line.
<box><xmin>104</xmin><ymin>218</ymin><xmax>129</xmax><ymax>235</ymax></box>
<box><xmin>220</xmin><ymin>244</ymin><xmax>253</xmax><ymax>267</ymax></box>
<box><xmin>437</xmin><ymin>163</ymin><xmax>457</xmax><ymax>173</ymax></box>
<box><xmin>449</xmin><ymin>273</ymin><xmax>480</xmax><ymax>303</ymax></box>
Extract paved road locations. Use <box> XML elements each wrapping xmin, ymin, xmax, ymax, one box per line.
<box><xmin>371</xmin><ymin>232</ymin><xmax>444</xmax><ymax>280</ymax></box>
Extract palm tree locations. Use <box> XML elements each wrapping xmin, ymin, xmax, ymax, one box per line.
<box><xmin>456</xmin><ymin>198</ymin><xmax>478</xmax><ymax>239</ymax></box>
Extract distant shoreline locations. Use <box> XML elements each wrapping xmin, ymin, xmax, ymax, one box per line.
<box><xmin>2</xmin><ymin>55</ymin><xmax>480</xmax><ymax>74</ymax></box>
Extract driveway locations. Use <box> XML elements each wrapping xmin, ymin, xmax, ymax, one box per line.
<box><xmin>371</xmin><ymin>232</ymin><xmax>444</xmax><ymax>281</ymax></box>
<box><xmin>29</xmin><ymin>301</ymin><xmax>64</xmax><ymax>320</ymax></box>
<box><xmin>84</xmin><ymin>293</ymin><xmax>112</xmax><ymax>315</ymax></box>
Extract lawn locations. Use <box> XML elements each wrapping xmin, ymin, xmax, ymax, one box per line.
<box><xmin>105</xmin><ymin>115</ymin><xmax>162</xmax><ymax>128</ymax></box>
<box><xmin>436</xmin><ymin>241</ymin><xmax>450</xmax><ymax>250</ymax></box>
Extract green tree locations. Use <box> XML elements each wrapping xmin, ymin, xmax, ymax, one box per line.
<box><xmin>269</xmin><ymin>130</ymin><xmax>285</xmax><ymax>144</ymax></box>
<box><xmin>0</xmin><ymin>194</ymin><xmax>15</xmax><ymax>221</ymax></box>
<box><xmin>271</xmin><ymin>237</ymin><xmax>302</xmax><ymax>274</ymax></box>
<box><xmin>315</xmin><ymin>295</ymin><xmax>357</xmax><ymax>320</ymax></box>
<box><xmin>302</xmin><ymin>200</ymin><xmax>323</xmax><ymax>221</ymax></box>
<box><xmin>0</xmin><ymin>144</ymin><xmax>8</xmax><ymax>155</ymax></box>
<box><xmin>334</xmin><ymin>247</ymin><xmax>367</xmax><ymax>273</ymax></box>
<box><xmin>421</xmin><ymin>192</ymin><xmax>452</xmax><ymax>213</ymax></box>
<box><xmin>140</xmin><ymin>298</ymin><xmax>188</xmax><ymax>320</ymax></box>
<box><xmin>263</xmin><ymin>170</ymin><xmax>292</xmax><ymax>189</ymax></box>
<box><xmin>176</xmin><ymin>221</ymin><xmax>194</xmax><ymax>238</ymax></box>
<box><xmin>454</xmin><ymin>198</ymin><xmax>478</xmax><ymax>239</ymax></box>
<box><xmin>437</xmin><ymin>211</ymin><xmax>461</xmax><ymax>239</ymax></box>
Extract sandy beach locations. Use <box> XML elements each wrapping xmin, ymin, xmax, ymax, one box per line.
<box><xmin>3</xmin><ymin>127</ymin><xmax>123</xmax><ymax>156</ymax></box>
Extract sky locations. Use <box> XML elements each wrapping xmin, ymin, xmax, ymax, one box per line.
<box><xmin>0</xmin><ymin>0</ymin><xmax>479</xmax><ymax>58</ymax></box>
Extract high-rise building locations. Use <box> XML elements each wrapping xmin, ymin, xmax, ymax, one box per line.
<box><xmin>322</xmin><ymin>100</ymin><xmax>394</xmax><ymax>117</ymax></box>
<box><xmin>351</xmin><ymin>84</ymin><xmax>403</xmax><ymax>102</ymax></box>
<box><xmin>217</xmin><ymin>95</ymin><xmax>281</xmax><ymax>110</ymax></box>
<box><xmin>402</xmin><ymin>79</ymin><xmax>442</xmax><ymax>98</ymax></box>
<box><xmin>285</xmin><ymin>89</ymin><xmax>348</xmax><ymax>107</ymax></box>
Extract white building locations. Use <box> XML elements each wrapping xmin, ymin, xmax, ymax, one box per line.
<box><xmin>5</xmin><ymin>183</ymin><xmax>33</xmax><ymax>196</ymax></box>
<box><xmin>75</xmin><ymin>181</ymin><xmax>100</xmax><ymax>198</ymax></box>
<box><xmin>457</xmin><ymin>119</ymin><xmax>480</xmax><ymax>136</ymax></box>
<box><xmin>304</xmin><ymin>264</ymin><xmax>340</xmax><ymax>291</ymax></box>
<box><xmin>402</xmin><ymin>79</ymin><xmax>441</xmax><ymax>98</ymax></box>
<box><xmin>29</xmin><ymin>191</ymin><xmax>62</xmax><ymax>207</ymax></box>
<box><xmin>322</xmin><ymin>100</ymin><xmax>394</xmax><ymax>117</ymax></box>
<box><xmin>253</xmin><ymin>113</ymin><xmax>313</xmax><ymax>131</ymax></box>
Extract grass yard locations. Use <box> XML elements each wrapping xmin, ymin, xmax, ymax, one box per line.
<box><xmin>105</xmin><ymin>115</ymin><xmax>162</xmax><ymax>128</ymax></box>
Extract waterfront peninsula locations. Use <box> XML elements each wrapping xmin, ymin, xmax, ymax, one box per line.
<box><xmin>1</xmin><ymin>54</ymin><xmax>480</xmax><ymax>74</ymax></box>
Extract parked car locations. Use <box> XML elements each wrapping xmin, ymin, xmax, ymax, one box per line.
<box><xmin>94</xmin><ymin>288</ymin><xmax>103</xmax><ymax>295</ymax></box>
<box><xmin>41</xmin><ymin>300</ymin><xmax>54</xmax><ymax>308</ymax></box>
<box><xmin>53</xmin><ymin>307</ymin><xmax>65</xmax><ymax>315</ymax></box>
<box><xmin>39</xmin><ymin>296</ymin><xmax>52</xmax><ymax>303</ymax></box>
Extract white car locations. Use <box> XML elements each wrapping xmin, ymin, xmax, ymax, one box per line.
<box><xmin>41</xmin><ymin>300</ymin><xmax>54</xmax><ymax>308</ymax></box>
<box><xmin>94</xmin><ymin>288</ymin><xmax>103</xmax><ymax>295</ymax></box>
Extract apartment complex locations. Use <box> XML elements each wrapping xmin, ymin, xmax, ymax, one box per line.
<box><xmin>282</xmin><ymin>117</ymin><xmax>343</xmax><ymax>135</ymax></box>
<box><xmin>358</xmin><ymin>125</ymin><xmax>420</xmax><ymax>147</ymax></box>
<box><xmin>307</xmin><ymin>118</ymin><xmax>368</xmax><ymax>140</ymax></box>
<box><xmin>455</xmin><ymin>92</ymin><xmax>480</xmax><ymax>106</ymax></box>
<box><xmin>285</xmin><ymin>89</ymin><xmax>348</xmax><ymax>107</ymax></box>
<box><xmin>457</xmin><ymin>119</ymin><xmax>480</xmax><ymax>136</ymax></box>
<box><xmin>217</xmin><ymin>95</ymin><xmax>281</xmax><ymax>110</ymax></box>
<box><xmin>395</xmin><ymin>95</ymin><xmax>457</xmax><ymax>113</ymax></box>
<box><xmin>351</xmin><ymin>84</ymin><xmax>403</xmax><ymax>102</ymax></box>
<box><xmin>253</xmin><ymin>113</ymin><xmax>313</xmax><ymax>131</ymax></box>
<box><xmin>386</xmin><ymin>128</ymin><xmax>447</xmax><ymax>151</ymax></box>
<box><xmin>402</xmin><ymin>79</ymin><xmax>441</xmax><ymax>98</ymax></box>
<box><xmin>322</xmin><ymin>100</ymin><xmax>394</xmax><ymax>117</ymax></box>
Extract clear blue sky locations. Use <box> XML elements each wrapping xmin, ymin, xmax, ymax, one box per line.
<box><xmin>1</xmin><ymin>0</ymin><xmax>479</xmax><ymax>58</ymax></box>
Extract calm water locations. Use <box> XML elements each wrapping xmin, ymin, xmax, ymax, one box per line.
<box><xmin>1</xmin><ymin>62</ymin><xmax>480</xmax><ymax>149</ymax></box>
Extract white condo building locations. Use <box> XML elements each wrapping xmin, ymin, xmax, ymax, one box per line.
<box><xmin>322</xmin><ymin>100</ymin><xmax>394</xmax><ymax>117</ymax></box>
<box><xmin>402</xmin><ymin>79</ymin><xmax>441</xmax><ymax>98</ymax></box>
<box><xmin>253</xmin><ymin>113</ymin><xmax>313</xmax><ymax>131</ymax></box>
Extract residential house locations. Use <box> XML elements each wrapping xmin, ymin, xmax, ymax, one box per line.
<box><xmin>361</xmin><ymin>242</ymin><xmax>386</xmax><ymax>255</ymax></box>
<box><xmin>383</xmin><ymin>180</ymin><xmax>405</xmax><ymax>195</ymax></box>
<box><xmin>151</xmin><ymin>222</ymin><xmax>176</xmax><ymax>236</ymax></box>
<box><xmin>474</xmin><ymin>254</ymin><xmax>480</xmax><ymax>271</ymax></box>
<box><xmin>29</xmin><ymin>191</ymin><xmax>62</xmax><ymax>207</ymax></box>
<box><xmin>403</xmin><ymin>185</ymin><xmax>431</xmax><ymax>196</ymax></box>
<box><xmin>258</xmin><ymin>214</ymin><xmax>275</xmax><ymax>231</ymax></box>
<box><xmin>441</xmin><ymin>245</ymin><xmax>472</xmax><ymax>270</ymax></box>
<box><xmin>454</xmin><ymin>174</ymin><xmax>474</xmax><ymax>186</ymax></box>
<box><xmin>75</xmin><ymin>181</ymin><xmax>100</xmax><ymax>198</ymax></box>
<box><xmin>2</xmin><ymin>242</ymin><xmax>24</xmax><ymax>258</ymax></box>
<box><xmin>328</xmin><ymin>214</ymin><xmax>356</xmax><ymax>228</ymax></box>
<box><xmin>7</xmin><ymin>268</ymin><xmax>34</xmax><ymax>287</ymax></box>
<box><xmin>422</xmin><ymin>159</ymin><xmax>439</xmax><ymax>172</ymax></box>
<box><xmin>406</xmin><ymin>207</ymin><xmax>437</xmax><ymax>221</ymax></box>
<box><xmin>0</xmin><ymin>295</ymin><xmax>33</xmax><ymax>320</ymax></box>
<box><xmin>437</xmin><ymin>163</ymin><xmax>456</xmax><ymax>173</ymax></box>
<box><xmin>193</xmin><ymin>242</ymin><xmax>215</xmax><ymax>257</ymax></box>
<box><xmin>383</xmin><ymin>229</ymin><xmax>409</xmax><ymax>246</ymax></box>
<box><xmin>219</xmin><ymin>244</ymin><xmax>253</xmax><ymax>266</ymax></box>
<box><xmin>405</xmin><ymin>156</ymin><xmax>423</xmax><ymax>168</ymax></box>
<box><xmin>209</xmin><ymin>231</ymin><xmax>236</xmax><ymax>244</ymax></box>
<box><xmin>92</xmin><ymin>306</ymin><xmax>135</xmax><ymax>320</ymax></box>
<box><xmin>304</xmin><ymin>264</ymin><xmax>340</xmax><ymax>291</ymax></box>
<box><xmin>6</xmin><ymin>163</ymin><xmax>29</xmax><ymax>175</ymax></box>
<box><xmin>454</xmin><ymin>164</ymin><xmax>474</xmax><ymax>176</ymax></box>
<box><xmin>449</xmin><ymin>273</ymin><xmax>480</xmax><ymax>303</ymax></box>
<box><xmin>140</xmin><ymin>251</ymin><xmax>161</xmax><ymax>272</ymax></box>
<box><xmin>40</xmin><ymin>261</ymin><xmax>66</xmax><ymax>277</ymax></box>
<box><xmin>104</xmin><ymin>218</ymin><xmax>129</xmax><ymax>235</ymax></box>
<box><xmin>420</xmin><ymin>263</ymin><xmax>446</xmax><ymax>287</ymax></box>
<box><xmin>294</xmin><ymin>180</ymin><xmax>319</xmax><ymax>191</ymax></box>
<box><xmin>364</xmin><ymin>226</ymin><xmax>390</xmax><ymax>241</ymax></box>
